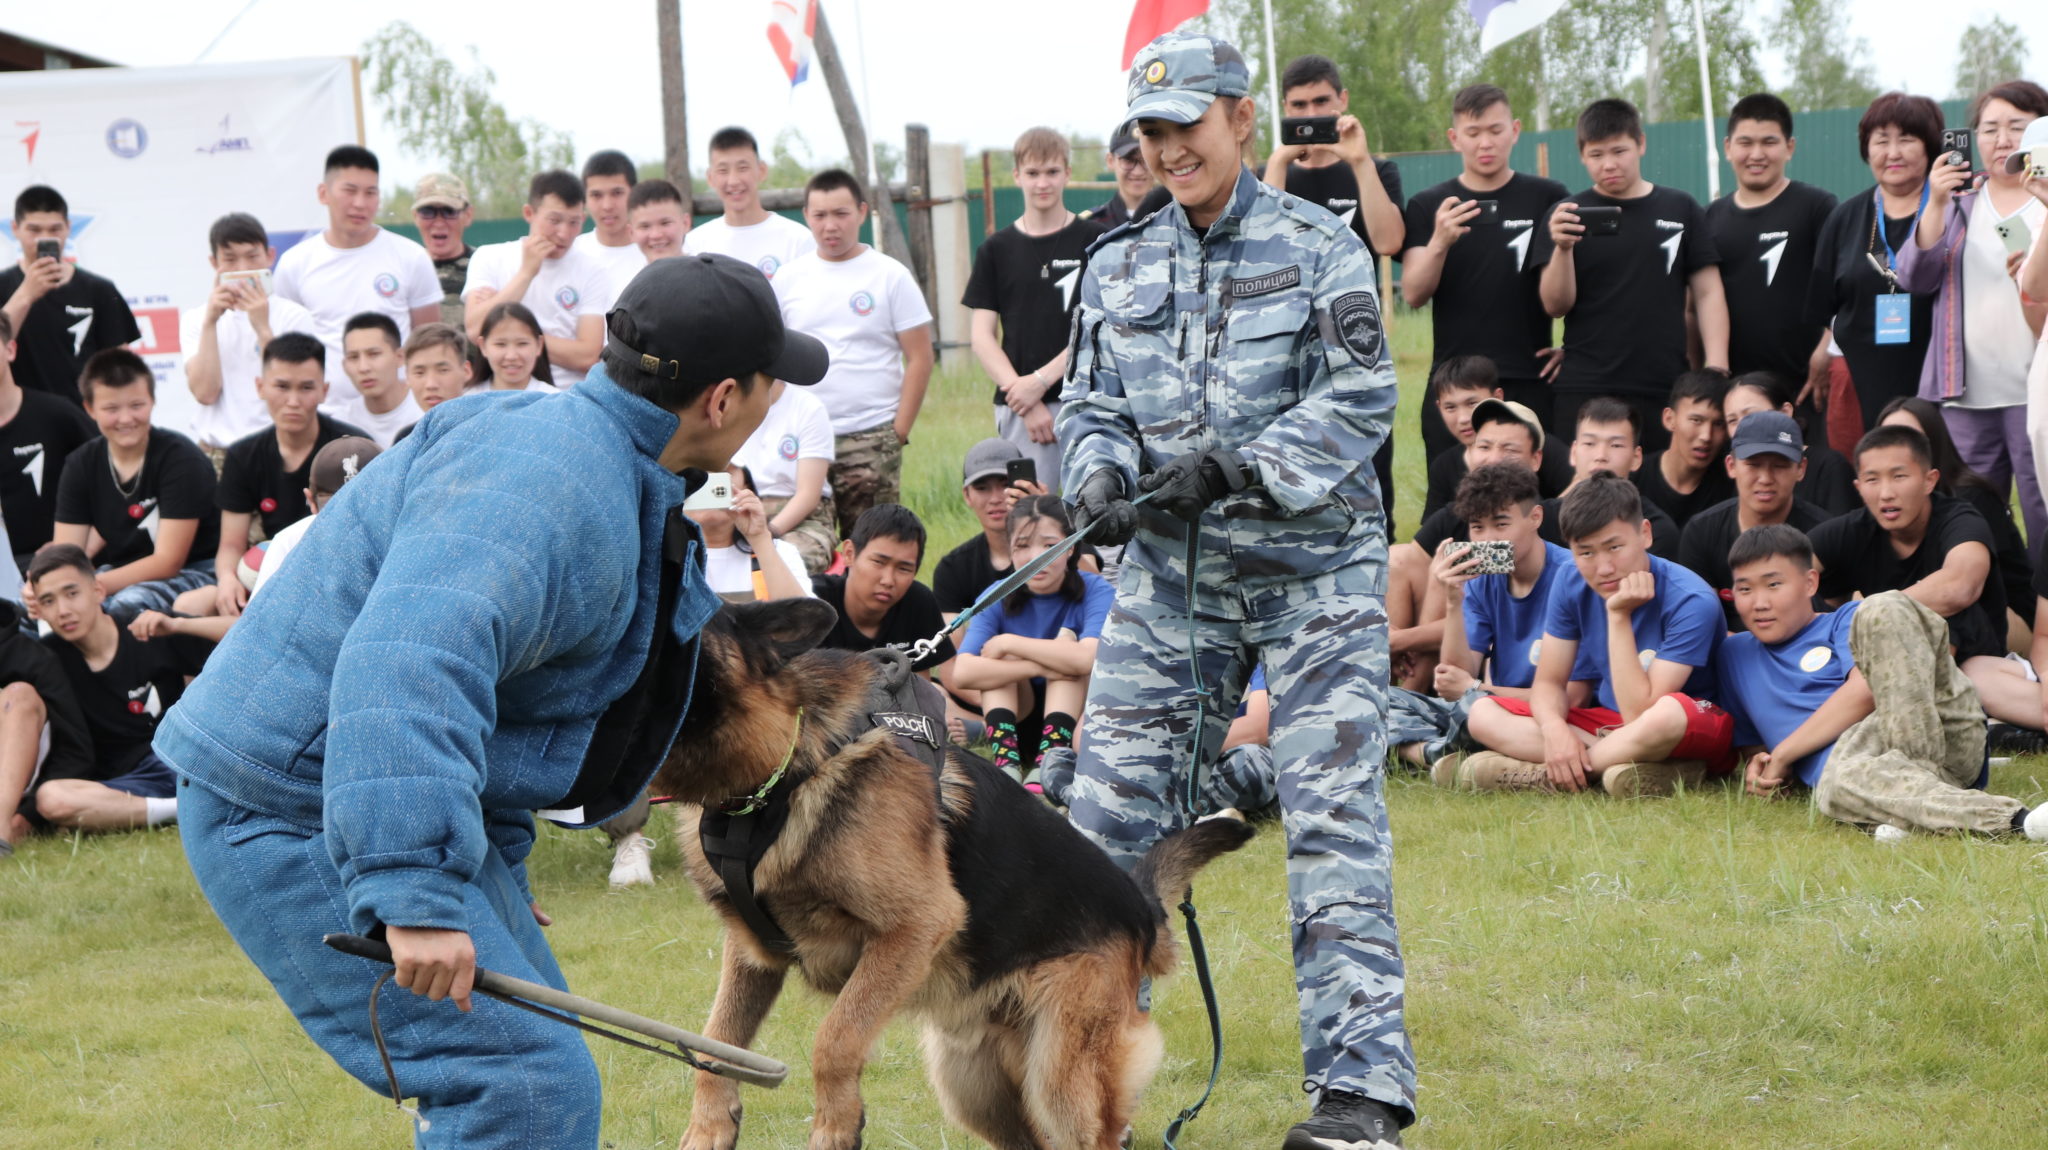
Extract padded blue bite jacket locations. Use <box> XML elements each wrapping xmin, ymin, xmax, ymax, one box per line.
<box><xmin>154</xmin><ymin>368</ymin><xmax>721</xmax><ymax>933</ymax></box>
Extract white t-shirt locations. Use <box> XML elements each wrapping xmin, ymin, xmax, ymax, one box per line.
<box><xmin>702</xmin><ymin>539</ymin><xmax>815</xmax><ymax>598</ymax></box>
<box><xmin>272</xmin><ymin>229</ymin><xmax>441</xmax><ymax>401</ymax></box>
<box><xmin>250</xmin><ymin>514</ymin><xmax>315</xmax><ymax>598</ymax></box>
<box><xmin>332</xmin><ymin>391</ymin><xmax>424</xmax><ymax>448</ymax></box>
<box><xmin>733</xmin><ymin>385</ymin><xmax>836</xmax><ymax>499</ymax></box>
<box><xmin>461</xmin><ymin>241</ymin><xmax>613</xmax><ymax>387</ymax></box>
<box><xmin>683</xmin><ymin>213</ymin><xmax>816</xmax><ymax>282</ymax></box>
<box><xmin>772</xmin><ymin>249</ymin><xmax>933</xmax><ymax>436</ymax></box>
<box><xmin>572</xmin><ymin>231</ymin><xmax>649</xmax><ymax>301</ymax></box>
<box><xmin>464</xmin><ymin>380</ymin><xmax>560</xmax><ymax>396</ymax></box>
<box><xmin>1957</xmin><ymin>193</ymin><xmax>2047</xmax><ymax>410</ymax></box>
<box><xmin>178</xmin><ymin>295</ymin><xmax>317</xmax><ymax>449</ymax></box>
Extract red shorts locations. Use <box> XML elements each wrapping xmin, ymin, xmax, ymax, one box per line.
<box><xmin>1489</xmin><ymin>693</ymin><xmax>1736</xmax><ymax>775</ymax></box>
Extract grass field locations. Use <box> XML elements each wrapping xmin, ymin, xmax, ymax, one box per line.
<box><xmin>5</xmin><ymin>312</ymin><xmax>2048</xmax><ymax>1149</ymax></box>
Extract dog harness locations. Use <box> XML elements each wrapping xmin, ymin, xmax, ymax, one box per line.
<box><xmin>696</xmin><ymin>648</ymin><xmax>950</xmax><ymax>958</ymax></box>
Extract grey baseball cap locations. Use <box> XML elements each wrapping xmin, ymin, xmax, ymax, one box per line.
<box><xmin>962</xmin><ymin>438</ymin><xmax>1023</xmax><ymax>485</ymax></box>
<box><xmin>1731</xmin><ymin>411</ymin><xmax>1805</xmax><ymax>461</ymax></box>
<box><xmin>1123</xmin><ymin>32</ymin><xmax>1252</xmax><ymax>129</ymax></box>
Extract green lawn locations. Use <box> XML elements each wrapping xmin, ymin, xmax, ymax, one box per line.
<box><xmin>5</xmin><ymin>313</ymin><xmax>2048</xmax><ymax>1148</ymax></box>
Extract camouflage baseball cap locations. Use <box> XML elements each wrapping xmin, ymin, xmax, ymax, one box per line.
<box><xmin>1123</xmin><ymin>32</ymin><xmax>1252</xmax><ymax>128</ymax></box>
<box><xmin>413</xmin><ymin>172</ymin><xmax>470</xmax><ymax>211</ymax></box>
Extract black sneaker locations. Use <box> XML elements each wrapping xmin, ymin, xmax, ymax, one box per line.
<box><xmin>1282</xmin><ymin>1088</ymin><xmax>1404</xmax><ymax>1149</ymax></box>
<box><xmin>1986</xmin><ymin>722</ymin><xmax>2048</xmax><ymax>756</ymax></box>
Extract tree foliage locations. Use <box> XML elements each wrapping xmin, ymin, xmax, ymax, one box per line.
<box><xmin>1772</xmin><ymin>0</ymin><xmax>1880</xmax><ymax>113</ymax></box>
<box><xmin>361</xmin><ymin>21</ymin><xmax>576</xmax><ymax>219</ymax></box>
<box><xmin>1953</xmin><ymin>17</ymin><xmax>2030</xmax><ymax>101</ymax></box>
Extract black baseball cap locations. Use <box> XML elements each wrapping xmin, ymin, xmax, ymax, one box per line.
<box><xmin>1730</xmin><ymin>411</ymin><xmax>1804</xmax><ymax>462</ymax></box>
<box><xmin>607</xmin><ymin>254</ymin><xmax>828</xmax><ymax>388</ymax></box>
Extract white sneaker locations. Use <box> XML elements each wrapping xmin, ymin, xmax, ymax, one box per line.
<box><xmin>2023</xmin><ymin>806</ymin><xmax>2048</xmax><ymax>843</ymax></box>
<box><xmin>608</xmin><ymin>832</ymin><xmax>656</xmax><ymax>888</ymax></box>
<box><xmin>1873</xmin><ymin>824</ymin><xmax>1911</xmax><ymax>845</ymax></box>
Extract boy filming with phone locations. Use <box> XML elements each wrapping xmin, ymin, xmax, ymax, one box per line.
<box><xmin>183</xmin><ymin>213</ymin><xmax>318</xmax><ymax>458</ymax></box>
<box><xmin>3</xmin><ymin>186</ymin><xmax>140</xmax><ymax>407</ymax></box>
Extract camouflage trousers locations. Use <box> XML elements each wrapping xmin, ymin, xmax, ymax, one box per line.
<box><xmin>1386</xmin><ymin>684</ymin><xmax>1489</xmax><ymax>764</ymax></box>
<box><xmin>1068</xmin><ymin>566</ymin><xmax>1416</xmax><ymax>1122</ymax></box>
<box><xmin>828</xmin><ymin>423</ymin><xmax>903</xmax><ymax>540</ymax></box>
<box><xmin>1814</xmin><ymin>591</ymin><xmax>2019</xmax><ymax>835</ymax></box>
<box><xmin>760</xmin><ymin>494</ymin><xmax>840</xmax><ymax>575</ymax></box>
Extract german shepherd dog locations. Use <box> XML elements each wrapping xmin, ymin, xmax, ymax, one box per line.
<box><xmin>651</xmin><ymin>599</ymin><xmax>1254</xmax><ymax>1150</ymax></box>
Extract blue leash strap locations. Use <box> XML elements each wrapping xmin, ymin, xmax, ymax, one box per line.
<box><xmin>1162</xmin><ymin>526</ymin><xmax>1224</xmax><ymax>1149</ymax></box>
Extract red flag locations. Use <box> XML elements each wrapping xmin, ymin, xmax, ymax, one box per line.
<box><xmin>1122</xmin><ymin>0</ymin><xmax>1209</xmax><ymax>68</ymax></box>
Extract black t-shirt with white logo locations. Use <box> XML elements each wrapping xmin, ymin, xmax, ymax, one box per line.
<box><xmin>43</xmin><ymin>625</ymin><xmax>213</xmax><ymax>777</ymax></box>
<box><xmin>1285</xmin><ymin>157</ymin><xmax>1404</xmax><ymax>259</ymax></box>
<box><xmin>0</xmin><ymin>266</ymin><xmax>141</xmax><ymax>406</ymax></box>
<box><xmin>961</xmin><ymin>216</ymin><xmax>1105</xmax><ymax>405</ymax></box>
<box><xmin>1529</xmin><ymin>185</ymin><xmax>1718</xmax><ymax>399</ymax></box>
<box><xmin>0</xmin><ymin>389</ymin><xmax>98</xmax><ymax>561</ymax></box>
<box><xmin>1678</xmin><ymin>497</ymin><xmax>1833</xmax><ymax>631</ymax></box>
<box><xmin>218</xmin><ymin>413</ymin><xmax>370</xmax><ymax>539</ymax></box>
<box><xmin>1810</xmin><ymin>494</ymin><xmax>2006</xmax><ymax>660</ymax></box>
<box><xmin>55</xmin><ymin>429</ymin><xmax>220</xmax><ymax>570</ymax></box>
<box><xmin>810</xmin><ymin>573</ymin><xmax>955</xmax><ymax>672</ymax></box>
<box><xmin>1706</xmin><ymin>180</ymin><xmax>1839</xmax><ymax>383</ymax></box>
<box><xmin>1402</xmin><ymin>173</ymin><xmax>1569</xmax><ymax>381</ymax></box>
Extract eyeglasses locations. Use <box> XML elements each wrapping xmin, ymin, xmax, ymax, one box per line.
<box><xmin>1114</xmin><ymin>154</ymin><xmax>1147</xmax><ymax>169</ymax></box>
<box><xmin>415</xmin><ymin>205</ymin><xmax>464</xmax><ymax>219</ymax></box>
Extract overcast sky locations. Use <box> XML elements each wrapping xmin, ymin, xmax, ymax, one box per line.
<box><xmin>10</xmin><ymin>1</ymin><xmax>2045</xmax><ymax>188</ymax></box>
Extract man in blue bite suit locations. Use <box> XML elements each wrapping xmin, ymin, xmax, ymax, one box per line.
<box><xmin>155</xmin><ymin>254</ymin><xmax>828</xmax><ymax>1147</ymax></box>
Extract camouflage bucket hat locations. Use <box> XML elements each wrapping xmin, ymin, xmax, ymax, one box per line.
<box><xmin>1123</xmin><ymin>32</ymin><xmax>1252</xmax><ymax>128</ymax></box>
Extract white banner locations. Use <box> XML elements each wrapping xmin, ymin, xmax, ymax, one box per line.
<box><xmin>0</xmin><ymin>57</ymin><xmax>361</xmax><ymax>435</ymax></box>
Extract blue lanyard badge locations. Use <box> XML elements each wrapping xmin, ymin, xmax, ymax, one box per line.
<box><xmin>1869</xmin><ymin>183</ymin><xmax>1927</xmax><ymax>346</ymax></box>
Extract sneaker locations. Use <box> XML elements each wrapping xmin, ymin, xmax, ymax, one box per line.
<box><xmin>2023</xmin><ymin>806</ymin><xmax>2048</xmax><ymax>843</ymax></box>
<box><xmin>1427</xmin><ymin>752</ymin><xmax>1464</xmax><ymax>788</ymax></box>
<box><xmin>1037</xmin><ymin>747</ymin><xmax>1076</xmax><ymax>806</ymax></box>
<box><xmin>1872</xmin><ymin>824</ymin><xmax>1911</xmax><ymax>845</ymax></box>
<box><xmin>608</xmin><ymin>832</ymin><xmax>656</xmax><ymax>888</ymax></box>
<box><xmin>1459</xmin><ymin>751</ymin><xmax>1553</xmax><ymax>791</ymax></box>
<box><xmin>1986</xmin><ymin>722</ymin><xmax>2048</xmax><ymax>756</ymax></box>
<box><xmin>1282</xmin><ymin>1088</ymin><xmax>1404</xmax><ymax>1149</ymax></box>
<box><xmin>1601</xmin><ymin>759</ymin><xmax>1707</xmax><ymax>798</ymax></box>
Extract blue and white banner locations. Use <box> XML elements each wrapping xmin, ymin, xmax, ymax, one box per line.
<box><xmin>1469</xmin><ymin>0</ymin><xmax>1569</xmax><ymax>53</ymax></box>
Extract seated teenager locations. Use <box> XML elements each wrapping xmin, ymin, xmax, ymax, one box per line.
<box><xmin>47</xmin><ymin>350</ymin><xmax>220</xmax><ymax>622</ymax></box>
<box><xmin>951</xmin><ymin>496</ymin><xmax>1113</xmax><ymax>782</ymax></box>
<box><xmin>730</xmin><ymin>376</ymin><xmax>837</xmax><ymax>574</ymax></box>
<box><xmin>210</xmin><ymin>333</ymin><xmax>370</xmax><ymax>619</ymax></box>
<box><xmin>1679</xmin><ymin>412</ymin><xmax>1833</xmax><ymax>630</ymax></box>
<box><xmin>1632</xmin><ymin>369</ymin><xmax>1734</xmax><ymax>530</ymax></box>
<box><xmin>1808</xmin><ymin>425</ymin><xmax>2030</xmax><ymax>728</ymax></box>
<box><xmin>1393</xmin><ymin>464</ymin><xmax>1572</xmax><ymax>769</ymax></box>
<box><xmin>687</xmin><ymin>467</ymin><xmax>811</xmax><ymax>602</ymax></box>
<box><xmin>1876</xmin><ymin>396</ymin><xmax>2036</xmax><ymax>653</ymax></box>
<box><xmin>0</xmin><ymin>597</ymin><xmax>94</xmax><ymax>858</ymax></box>
<box><xmin>811</xmin><ymin>503</ymin><xmax>955</xmax><ymax>674</ymax></box>
<box><xmin>1539</xmin><ymin>397</ymin><xmax>1683</xmax><ymax>559</ymax></box>
<box><xmin>1722</xmin><ymin>524</ymin><xmax>2047</xmax><ymax>842</ymax></box>
<box><xmin>934</xmin><ymin>438</ymin><xmax>1026</xmax><ymax>623</ymax></box>
<box><xmin>473</xmin><ymin>300</ymin><xmax>559</xmax><ymax>394</ymax></box>
<box><xmin>1459</xmin><ymin>473</ymin><xmax>1732</xmax><ymax>796</ymax></box>
<box><xmin>21</xmin><ymin>545</ymin><xmax>216</xmax><ymax>836</ymax></box>
<box><xmin>249</xmin><ymin>436</ymin><xmax>381</xmax><ymax>599</ymax></box>
<box><xmin>1394</xmin><ymin>398</ymin><xmax>1546</xmax><ymax>690</ymax></box>
<box><xmin>334</xmin><ymin>312</ymin><xmax>423</xmax><ymax>448</ymax></box>
<box><xmin>399</xmin><ymin>322</ymin><xmax>476</xmax><ymax>428</ymax></box>
<box><xmin>1421</xmin><ymin>355</ymin><xmax>1571</xmax><ymax>520</ymax></box>
<box><xmin>1722</xmin><ymin>371</ymin><xmax>1857</xmax><ymax>516</ymax></box>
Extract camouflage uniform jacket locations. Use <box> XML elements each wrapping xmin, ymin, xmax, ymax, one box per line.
<box><xmin>1058</xmin><ymin>166</ymin><xmax>1397</xmax><ymax>605</ymax></box>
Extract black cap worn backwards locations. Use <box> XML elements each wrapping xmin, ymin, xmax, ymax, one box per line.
<box><xmin>606</xmin><ymin>254</ymin><xmax>829</xmax><ymax>387</ymax></box>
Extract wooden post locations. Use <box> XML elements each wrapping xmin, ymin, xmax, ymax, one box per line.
<box><xmin>1536</xmin><ymin>140</ymin><xmax>1549</xmax><ymax>179</ymax></box>
<box><xmin>905</xmin><ymin>124</ymin><xmax>938</xmax><ymax>329</ymax></box>
<box><xmin>981</xmin><ymin>149</ymin><xmax>996</xmax><ymax>239</ymax></box>
<box><xmin>812</xmin><ymin>2</ymin><xmax>910</xmax><ymax>258</ymax></box>
<box><xmin>656</xmin><ymin>0</ymin><xmax>690</xmax><ymax>195</ymax></box>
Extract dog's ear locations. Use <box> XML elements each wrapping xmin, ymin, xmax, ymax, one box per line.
<box><xmin>725</xmin><ymin>598</ymin><xmax>840</xmax><ymax>674</ymax></box>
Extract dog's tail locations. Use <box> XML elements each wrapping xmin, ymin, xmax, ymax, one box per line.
<box><xmin>1132</xmin><ymin>813</ymin><xmax>1256</xmax><ymax>975</ymax></box>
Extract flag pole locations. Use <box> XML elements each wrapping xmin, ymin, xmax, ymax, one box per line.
<box><xmin>1261</xmin><ymin>0</ymin><xmax>1281</xmax><ymax>147</ymax></box>
<box><xmin>1690</xmin><ymin>0</ymin><xmax>1719</xmax><ymax>199</ymax></box>
<box><xmin>849</xmin><ymin>0</ymin><xmax>886</xmax><ymax>256</ymax></box>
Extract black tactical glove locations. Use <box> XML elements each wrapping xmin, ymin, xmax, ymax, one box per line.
<box><xmin>1072</xmin><ymin>470</ymin><xmax>1139</xmax><ymax>547</ymax></box>
<box><xmin>1137</xmin><ymin>449</ymin><xmax>1255</xmax><ymax>522</ymax></box>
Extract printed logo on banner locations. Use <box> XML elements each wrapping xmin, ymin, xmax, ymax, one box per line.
<box><xmin>197</xmin><ymin>114</ymin><xmax>254</xmax><ymax>155</ymax></box>
<box><xmin>131</xmin><ymin>307</ymin><xmax>181</xmax><ymax>356</ymax></box>
<box><xmin>779</xmin><ymin>434</ymin><xmax>799</xmax><ymax>461</ymax></box>
<box><xmin>17</xmin><ymin>121</ymin><xmax>39</xmax><ymax>164</ymax></box>
<box><xmin>849</xmin><ymin>291</ymin><xmax>875</xmax><ymax>317</ymax></box>
<box><xmin>373</xmin><ymin>273</ymin><xmax>400</xmax><ymax>299</ymax></box>
<box><xmin>555</xmin><ymin>285</ymin><xmax>580</xmax><ymax>310</ymax></box>
<box><xmin>106</xmin><ymin>119</ymin><xmax>148</xmax><ymax>159</ymax></box>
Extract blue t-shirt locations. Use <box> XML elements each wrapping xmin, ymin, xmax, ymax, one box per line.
<box><xmin>1543</xmin><ymin>554</ymin><xmax>1723</xmax><ymax>711</ymax></box>
<box><xmin>961</xmin><ymin>571</ymin><xmax>1115</xmax><ymax>656</ymax></box>
<box><xmin>1716</xmin><ymin>602</ymin><xmax>1860</xmax><ymax>787</ymax></box>
<box><xmin>1462</xmin><ymin>542</ymin><xmax>1573</xmax><ymax>690</ymax></box>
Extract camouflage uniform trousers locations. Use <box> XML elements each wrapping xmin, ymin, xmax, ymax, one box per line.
<box><xmin>1814</xmin><ymin>591</ymin><xmax>2020</xmax><ymax>835</ymax></box>
<box><xmin>1386</xmin><ymin>684</ymin><xmax>1490</xmax><ymax>766</ymax></box>
<box><xmin>828</xmin><ymin>423</ymin><xmax>903</xmax><ymax>540</ymax></box>
<box><xmin>760</xmin><ymin>493</ymin><xmax>840</xmax><ymax>574</ymax></box>
<box><xmin>1068</xmin><ymin>565</ymin><xmax>1416</xmax><ymax>1121</ymax></box>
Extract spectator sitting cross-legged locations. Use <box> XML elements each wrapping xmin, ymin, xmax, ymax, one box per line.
<box><xmin>1458</xmin><ymin>472</ymin><xmax>1732</xmax><ymax>796</ymax></box>
<box><xmin>473</xmin><ymin>301</ymin><xmax>559</xmax><ymax>395</ymax></box>
<box><xmin>952</xmin><ymin>496</ymin><xmax>1113</xmax><ymax>785</ymax></box>
<box><xmin>0</xmin><ymin>596</ymin><xmax>94</xmax><ymax>859</ymax></box>
<box><xmin>811</xmin><ymin>503</ymin><xmax>956</xmax><ymax>676</ymax></box>
<box><xmin>730</xmin><ymin>376</ymin><xmax>837</xmax><ymax>574</ymax></box>
<box><xmin>44</xmin><ymin>350</ymin><xmax>220</xmax><ymax>622</ymax></box>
